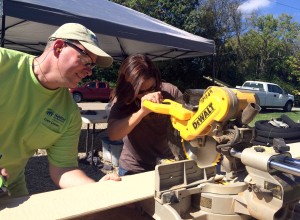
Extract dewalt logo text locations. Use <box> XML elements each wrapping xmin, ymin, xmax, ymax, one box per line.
<box><xmin>192</xmin><ymin>103</ymin><xmax>215</xmax><ymax>129</ymax></box>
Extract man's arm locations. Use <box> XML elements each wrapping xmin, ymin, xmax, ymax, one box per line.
<box><xmin>49</xmin><ymin>163</ymin><xmax>120</xmax><ymax>188</ymax></box>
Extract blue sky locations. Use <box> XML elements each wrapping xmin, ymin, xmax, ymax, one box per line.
<box><xmin>238</xmin><ymin>0</ymin><xmax>300</xmax><ymax>23</ymax></box>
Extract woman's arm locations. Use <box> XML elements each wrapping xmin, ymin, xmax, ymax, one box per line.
<box><xmin>108</xmin><ymin>108</ymin><xmax>148</xmax><ymax>140</ymax></box>
<box><xmin>108</xmin><ymin>91</ymin><xmax>163</xmax><ymax>141</ymax></box>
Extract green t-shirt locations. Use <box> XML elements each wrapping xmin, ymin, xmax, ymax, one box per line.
<box><xmin>0</xmin><ymin>48</ymin><xmax>82</xmax><ymax>197</ymax></box>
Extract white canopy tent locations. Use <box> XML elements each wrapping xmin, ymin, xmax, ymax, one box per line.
<box><xmin>0</xmin><ymin>0</ymin><xmax>215</xmax><ymax>62</ymax></box>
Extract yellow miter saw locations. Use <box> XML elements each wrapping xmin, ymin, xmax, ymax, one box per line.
<box><xmin>142</xmin><ymin>86</ymin><xmax>300</xmax><ymax>220</ymax></box>
<box><xmin>145</xmin><ymin>86</ymin><xmax>257</xmax><ymax>168</ymax></box>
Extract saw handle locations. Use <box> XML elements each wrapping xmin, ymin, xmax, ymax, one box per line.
<box><xmin>143</xmin><ymin>99</ymin><xmax>194</xmax><ymax>121</ymax></box>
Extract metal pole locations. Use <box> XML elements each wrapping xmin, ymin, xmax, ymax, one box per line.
<box><xmin>284</xmin><ymin>157</ymin><xmax>300</xmax><ymax>166</ymax></box>
<box><xmin>212</xmin><ymin>54</ymin><xmax>215</xmax><ymax>85</ymax></box>
<box><xmin>1</xmin><ymin>15</ymin><xmax>5</xmax><ymax>47</ymax></box>
<box><xmin>269</xmin><ymin>160</ymin><xmax>300</xmax><ymax>177</ymax></box>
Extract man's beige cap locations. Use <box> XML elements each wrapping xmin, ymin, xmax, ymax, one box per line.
<box><xmin>49</xmin><ymin>23</ymin><xmax>113</xmax><ymax>67</ymax></box>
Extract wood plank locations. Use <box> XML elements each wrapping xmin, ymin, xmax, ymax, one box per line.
<box><xmin>71</xmin><ymin>205</ymin><xmax>154</xmax><ymax>220</ymax></box>
<box><xmin>0</xmin><ymin>171</ymin><xmax>155</xmax><ymax>220</ymax></box>
<box><xmin>289</xmin><ymin>142</ymin><xmax>300</xmax><ymax>159</ymax></box>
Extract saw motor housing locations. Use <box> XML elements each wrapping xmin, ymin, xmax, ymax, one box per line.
<box><xmin>144</xmin><ymin>86</ymin><xmax>258</xmax><ymax>140</ymax></box>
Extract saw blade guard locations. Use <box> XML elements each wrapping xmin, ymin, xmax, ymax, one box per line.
<box><xmin>182</xmin><ymin>136</ymin><xmax>221</xmax><ymax>168</ymax></box>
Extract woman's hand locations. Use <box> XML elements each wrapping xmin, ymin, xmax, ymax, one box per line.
<box><xmin>141</xmin><ymin>91</ymin><xmax>163</xmax><ymax>112</ymax></box>
<box><xmin>141</xmin><ymin>91</ymin><xmax>163</xmax><ymax>103</ymax></box>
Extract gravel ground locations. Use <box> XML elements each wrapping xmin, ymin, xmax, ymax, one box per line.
<box><xmin>25</xmin><ymin>121</ymin><xmax>117</xmax><ymax>195</ymax></box>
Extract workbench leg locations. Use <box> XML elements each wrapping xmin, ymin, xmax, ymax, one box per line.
<box><xmin>90</xmin><ymin>123</ymin><xmax>96</xmax><ymax>165</ymax></box>
<box><xmin>85</xmin><ymin>124</ymin><xmax>90</xmax><ymax>157</ymax></box>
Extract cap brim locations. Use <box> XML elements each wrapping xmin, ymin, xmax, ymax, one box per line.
<box><xmin>80</xmin><ymin>41</ymin><xmax>113</xmax><ymax>68</ymax></box>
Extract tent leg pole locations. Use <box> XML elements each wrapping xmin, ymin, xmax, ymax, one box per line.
<box><xmin>1</xmin><ymin>15</ymin><xmax>5</xmax><ymax>47</ymax></box>
<box><xmin>212</xmin><ymin>54</ymin><xmax>216</xmax><ymax>86</ymax></box>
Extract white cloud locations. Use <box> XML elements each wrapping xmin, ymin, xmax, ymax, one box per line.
<box><xmin>238</xmin><ymin>0</ymin><xmax>271</xmax><ymax>14</ymax></box>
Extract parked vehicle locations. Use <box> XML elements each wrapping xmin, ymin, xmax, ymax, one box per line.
<box><xmin>236</xmin><ymin>81</ymin><xmax>294</xmax><ymax>112</ymax></box>
<box><xmin>69</xmin><ymin>81</ymin><xmax>111</xmax><ymax>103</ymax></box>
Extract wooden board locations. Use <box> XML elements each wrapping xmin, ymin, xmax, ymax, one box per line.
<box><xmin>0</xmin><ymin>171</ymin><xmax>155</xmax><ymax>220</ymax></box>
<box><xmin>289</xmin><ymin>142</ymin><xmax>300</xmax><ymax>158</ymax></box>
<box><xmin>71</xmin><ymin>204</ymin><xmax>154</xmax><ymax>220</ymax></box>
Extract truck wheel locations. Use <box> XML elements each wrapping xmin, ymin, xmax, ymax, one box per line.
<box><xmin>283</xmin><ymin>101</ymin><xmax>293</xmax><ymax>112</ymax></box>
<box><xmin>73</xmin><ymin>93</ymin><xmax>82</xmax><ymax>103</ymax></box>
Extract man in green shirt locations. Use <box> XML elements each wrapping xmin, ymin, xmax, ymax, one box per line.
<box><xmin>0</xmin><ymin>23</ymin><xmax>120</xmax><ymax>197</ymax></box>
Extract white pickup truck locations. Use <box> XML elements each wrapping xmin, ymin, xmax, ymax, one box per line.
<box><xmin>236</xmin><ymin>81</ymin><xmax>294</xmax><ymax>112</ymax></box>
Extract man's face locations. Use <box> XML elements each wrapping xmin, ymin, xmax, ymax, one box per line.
<box><xmin>56</xmin><ymin>40</ymin><xmax>97</xmax><ymax>88</ymax></box>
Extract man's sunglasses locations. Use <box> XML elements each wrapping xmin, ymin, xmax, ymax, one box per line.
<box><xmin>64</xmin><ymin>40</ymin><xmax>97</xmax><ymax>69</ymax></box>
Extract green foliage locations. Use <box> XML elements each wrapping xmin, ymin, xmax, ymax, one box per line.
<box><xmin>286</xmin><ymin>54</ymin><xmax>300</xmax><ymax>82</ymax></box>
<box><xmin>227</xmin><ymin>13</ymin><xmax>300</xmax><ymax>94</ymax></box>
<box><xmin>113</xmin><ymin>0</ymin><xmax>198</xmax><ymax>29</ymax></box>
<box><xmin>93</xmin><ymin>1</ymin><xmax>300</xmax><ymax>96</ymax></box>
<box><xmin>156</xmin><ymin>56</ymin><xmax>214</xmax><ymax>91</ymax></box>
<box><xmin>80</xmin><ymin>62</ymin><xmax>121</xmax><ymax>88</ymax></box>
<box><xmin>111</xmin><ymin>0</ymin><xmax>213</xmax><ymax>91</ymax></box>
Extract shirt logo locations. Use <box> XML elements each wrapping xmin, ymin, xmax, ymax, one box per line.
<box><xmin>46</xmin><ymin>109</ymin><xmax>54</xmax><ymax>117</ymax></box>
<box><xmin>43</xmin><ymin>108</ymin><xmax>66</xmax><ymax>132</ymax></box>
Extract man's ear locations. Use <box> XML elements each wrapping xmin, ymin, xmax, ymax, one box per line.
<box><xmin>53</xmin><ymin>39</ymin><xmax>65</xmax><ymax>55</ymax></box>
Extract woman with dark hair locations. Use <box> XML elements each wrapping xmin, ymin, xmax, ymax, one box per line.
<box><xmin>107</xmin><ymin>54</ymin><xmax>182</xmax><ymax>176</ymax></box>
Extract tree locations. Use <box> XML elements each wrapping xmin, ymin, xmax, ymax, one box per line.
<box><xmin>286</xmin><ymin>54</ymin><xmax>300</xmax><ymax>81</ymax></box>
<box><xmin>228</xmin><ymin>13</ymin><xmax>300</xmax><ymax>93</ymax></box>
<box><xmin>109</xmin><ymin>1</ymin><xmax>300</xmax><ymax>95</ymax></box>
<box><xmin>112</xmin><ymin>0</ymin><xmax>198</xmax><ymax>29</ymax></box>
<box><xmin>80</xmin><ymin>63</ymin><xmax>120</xmax><ymax>88</ymax></box>
<box><xmin>184</xmin><ymin>0</ymin><xmax>243</xmax><ymax>85</ymax></box>
<box><xmin>112</xmin><ymin>0</ymin><xmax>212</xmax><ymax>90</ymax></box>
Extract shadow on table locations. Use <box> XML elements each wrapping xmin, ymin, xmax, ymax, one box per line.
<box><xmin>25</xmin><ymin>155</ymin><xmax>106</xmax><ymax>195</ymax></box>
<box><xmin>25</xmin><ymin>130</ymin><xmax>108</xmax><ymax>195</ymax></box>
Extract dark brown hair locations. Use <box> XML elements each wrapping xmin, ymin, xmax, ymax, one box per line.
<box><xmin>112</xmin><ymin>54</ymin><xmax>161</xmax><ymax>104</ymax></box>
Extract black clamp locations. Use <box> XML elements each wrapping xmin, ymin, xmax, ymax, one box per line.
<box><xmin>272</xmin><ymin>138</ymin><xmax>290</xmax><ymax>153</ymax></box>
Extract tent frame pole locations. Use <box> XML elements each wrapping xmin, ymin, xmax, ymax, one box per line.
<box><xmin>1</xmin><ymin>14</ymin><xmax>5</xmax><ymax>47</ymax></box>
<box><xmin>212</xmin><ymin>53</ymin><xmax>216</xmax><ymax>85</ymax></box>
<box><xmin>1</xmin><ymin>0</ymin><xmax>5</xmax><ymax>47</ymax></box>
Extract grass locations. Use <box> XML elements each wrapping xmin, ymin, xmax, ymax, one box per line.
<box><xmin>248</xmin><ymin>108</ymin><xmax>300</xmax><ymax>127</ymax></box>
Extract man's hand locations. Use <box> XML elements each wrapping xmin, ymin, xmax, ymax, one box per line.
<box><xmin>0</xmin><ymin>168</ymin><xmax>8</xmax><ymax>178</ymax></box>
<box><xmin>99</xmin><ymin>173</ymin><xmax>121</xmax><ymax>182</ymax></box>
<box><xmin>0</xmin><ymin>168</ymin><xmax>8</xmax><ymax>195</ymax></box>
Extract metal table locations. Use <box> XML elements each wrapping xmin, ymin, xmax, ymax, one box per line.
<box><xmin>81</xmin><ymin>109</ymin><xmax>108</xmax><ymax>165</ymax></box>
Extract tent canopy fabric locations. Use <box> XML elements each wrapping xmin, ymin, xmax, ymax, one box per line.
<box><xmin>0</xmin><ymin>0</ymin><xmax>215</xmax><ymax>62</ymax></box>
